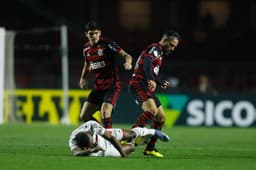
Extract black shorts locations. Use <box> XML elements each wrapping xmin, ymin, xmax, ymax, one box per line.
<box><xmin>87</xmin><ymin>87</ymin><xmax>120</xmax><ymax>107</ymax></box>
<box><xmin>128</xmin><ymin>81</ymin><xmax>161</xmax><ymax>107</ymax></box>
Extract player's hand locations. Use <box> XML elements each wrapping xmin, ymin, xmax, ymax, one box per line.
<box><xmin>160</xmin><ymin>80</ymin><xmax>171</xmax><ymax>89</ymax></box>
<box><xmin>120</xmin><ymin>149</ymin><xmax>128</xmax><ymax>158</ymax></box>
<box><xmin>79</xmin><ymin>78</ymin><xmax>87</xmax><ymax>89</ymax></box>
<box><xmin>148</xmin><ymin>80</ymin><xmax>157</xmax><ymax>92</ymax></box>
<box><xmin>123</xmin><ymin>62</ymin><xmax>132</xmax><ymax>70</ymax></box>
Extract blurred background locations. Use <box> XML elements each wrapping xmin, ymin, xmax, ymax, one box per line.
<box><xmin>1</xmin><ymin>0</ymin><xmax>256</xmax><ymax>94</ymax></box>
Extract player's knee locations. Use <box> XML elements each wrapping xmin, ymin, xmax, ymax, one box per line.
<box><xmin>155</xmin><ymin>113</ymin><xmax>166</xmax><ymax>123</ymax></box>
<box><xmin>79</xmin><ymin>112</ymin><xmax>90</xmax><ymax>122</ymax></box>
<box><xmin>142</xmin><ymin>105</ymin><xmax>157</xmax><ymax>116</ymax></box>
<box><xmin>101</xmin><ymin>103</ymin><xmax>113</xmax><ymax>118</ymax></box>
<box><xmin>123</xmin><ymin>130</ymin><xmax>136</xmax><ymax>142</ymax></box>
<box><xmin>101</xmin><ymin>110</ymin><xmax>111</xmax><ymax>118</ymax></box>
<box><xmin>80</xmin><ymin>114</ymin><xmax>87</xmax><ymax>122</ymax></box>
<box><xmin>148</xmin><ymin>107</ymin><xmax>158</xmax><ymax>116</ymax></box>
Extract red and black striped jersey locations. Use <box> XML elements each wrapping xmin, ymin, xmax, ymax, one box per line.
<box><xmin>131</xmin><ymin>43</ymin><xmax>164</xmax><ymax>83</ymax></box>
<box><xmin>83</xmin><ymin>37</ymin><xmax>122</xmax><ymax>90</ymax></box>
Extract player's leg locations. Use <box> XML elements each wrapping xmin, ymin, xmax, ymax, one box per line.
<box><xmin>80</xmin><ymin>101</ymin><xmax>100</xmax><ymax>122</ymax></box>
<box><xmin>128</xmin><ymin>82</ymin><xmax>156</xmax><ymax>127</ymax></box>
<box><xmin>80</xmin><ymin>90</ymin><xmax>101</xmax><ymax>121</ymax></box>
<box><xmin>129</xmin><ymin>82</ymin><xmax>167</xmax><ymax>157</ymax></box>
<box><xmin>143</xmin><ymin>97</ymin><xmax>167</xmax><ymax>157</ymax></box>
<box><xmin>101</xmin><ymin>84</ymin><xmax>120</xmax><ymax>128</ymax></box>
<box><xmin>132</xmin><ymin>98</ymin><xmax>158</xmax><ymax>128</ymax></box>
<box><xmin>122</xmin><ymin>129</ymin><xmax>136</xmax><ymax>142</ymax></box>
<box><xmin>101</xmin><ymin>102</ymin><xmax>114</xmax><ymax>128</ymax></box>
<box><xmin>131</xmin><ymin>126</ymin><xmax>170</xmax><ymax>146</ymax></box>
<box><xmin>145</xmin><ymin>106</ymin><xmax>166</xmax><ymax>148</ymax></box>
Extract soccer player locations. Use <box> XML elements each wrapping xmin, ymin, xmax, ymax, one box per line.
<box><xmin>128</xmin><ymin>30</ymin><xmax>180</xmax><ymax>157</ymax></box>
<box><xmin>68</xmin><ymin>120</ymin><xmax>170</xmax><ymax>157</ymax></box>
<box><xmin>79</xmin><ymin>21</ymin><xmax>133</xmax><ymax>128</ymax></box>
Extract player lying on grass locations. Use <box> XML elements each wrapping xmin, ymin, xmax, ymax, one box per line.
<box><xmin>68</xmin><ymin>120</ymin><xmax>169</xmax><ymax>157</ymax></box>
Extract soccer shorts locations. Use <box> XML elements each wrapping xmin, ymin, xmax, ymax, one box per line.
<box><xmin>87</xmin><ymin>87</ymin><xmax>120</xmax><ymax>107</ymax></box>
<box><xmin>128</xmin><ymin>81</ymin><xmax>161</xmax><ymax>107</ymax></box>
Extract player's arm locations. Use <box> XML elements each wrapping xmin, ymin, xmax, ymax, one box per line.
<box><xmin>118</xmin><ymin>49</ymin><xmax>133</xmax><ymax>70</ymax></box>
<box><xmin>102</xmin><ymin>131</ymin><xmax>128</xmax><ymax>157</ymax></box>
<box><xmin>79</xmin><ymin>60</ymin><xmax>90</xmax><ymax>89</ymax></box>
<box><xmin>108</xmin><ymin>40</ymin><xmax>132</xmax><ymax>70</ymax></box>
<box><xmin>143</xmin><ymin>56</ymin><xmax>157</xmax><ymax>91</ymax></box>
<box><xmin>72</xmin><ymin>146</ymin><xmax>104</xmax><ymax>157</ymax></box>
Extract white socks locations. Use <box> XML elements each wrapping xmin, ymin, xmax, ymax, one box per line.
<box><xmin>132</xmin><ymin>127</ymin><xmax>155</xmax><ymax>138</ymax></box>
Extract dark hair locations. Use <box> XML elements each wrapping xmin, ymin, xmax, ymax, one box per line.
<box><xmin>163</xmin><ymin>30</ymin><xmax>181</xmax><ymax>40</ymax></box>
<box><xmin>84</xmin><ymin>20</ymin><xmax>101</xmax><ymax>32</ymax></box>
<box><xmin>74</xmin><ymin>132</ymin><xmax>90</xmax><ymax>148</ymax></box>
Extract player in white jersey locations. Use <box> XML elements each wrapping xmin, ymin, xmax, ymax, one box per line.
<box><xmin>68</xmin><ymin>120</ymin><xmax>170</xmax><ymax>157</ymax></box>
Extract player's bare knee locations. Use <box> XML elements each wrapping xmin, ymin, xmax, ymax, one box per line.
<box><xmin>155</xmin><ymin>113</ymin><xmax>166</xmax><ymax>123</ymax></box>
<box><xmin>80</xmin><ymin>113</ymin><xmax>88</xmax><ymax>122</ymax></box>
<box><xmin>148</xmin><ymin>107</ymin><xmax>158</xmax><ymax>116</ymax></box>
<box><xmin>101</xmin><ymin>110</ymin><xmax>111</xmax><ymax>118</ymax></box>
<box><xmin>79</xmin><ymin>113</ymin><xmax>85</xmax><ymax>121</ymax></box>
<box><xmin>123</xmin><ymin>130</ymin><xmax>135</xmax><ymax>141</ymax></box>
<box><xmin>101</xmin><ymin>103</ymin><xmax>113</xmax><ymax>118</ymax></box>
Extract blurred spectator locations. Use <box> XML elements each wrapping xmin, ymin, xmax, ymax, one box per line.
<box><xmin>198</xmin><ymin>75</ymin><xmax>218</xmax><ymax>95</ymax></box>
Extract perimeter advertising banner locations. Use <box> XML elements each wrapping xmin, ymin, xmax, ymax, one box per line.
<box><xmin>3</xmin><ymin>90</ymin><xmax>256</xmax><ymax>127</ymax></box>
<box><xmin>158</xmin><ymin>94</ymin><xmax>256</xmax><ymax>127</ymax></box>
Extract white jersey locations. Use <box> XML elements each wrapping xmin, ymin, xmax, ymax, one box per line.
<box><xmin>68</xmin><ymin>120</ymin><xmax>124</xmax><ymax>157</ymax></box>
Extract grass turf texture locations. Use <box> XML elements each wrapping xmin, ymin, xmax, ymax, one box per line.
<box><xmin>0</xmin><ymin>124</ymin><xmax>255</xmax><ymax>170</ymax></box>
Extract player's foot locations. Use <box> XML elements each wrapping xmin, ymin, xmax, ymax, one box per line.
<box><xmin>154</xmin><ymin>130</ymin><xmax>170</xmax><ymax>142</ymax></box>
<box><xmin>143</xmin><ymin>148</ymin><xmax>164</xmax><ymax>158</ymax></box>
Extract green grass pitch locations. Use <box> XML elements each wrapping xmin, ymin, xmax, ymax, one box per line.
<box><xmin>0</xmin><ymin>123</ymin><xmax>255</xmax><ymax>170</ymax></box>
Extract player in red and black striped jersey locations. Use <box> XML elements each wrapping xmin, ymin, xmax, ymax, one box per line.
<box><xmin>79</xmin><ymin>21</ymin><xmax>132</xmax><ymax>128</ymax></box>
<box><xmin>128</xmin><ymin>30</ymin><xmax>180</xmax><ymax>157</ymax></box>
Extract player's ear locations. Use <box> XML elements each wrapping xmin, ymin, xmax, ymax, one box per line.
<box><xmin>85</xmin><ymin>32</ymin><xmax>89</xmax><ymax>38</ymax></box>
<box><xmin>162</xmin><ymin>36</ymin><xmax>168</xmax><ymax>42</ymax></box>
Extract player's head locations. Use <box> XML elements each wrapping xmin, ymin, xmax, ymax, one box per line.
<box><xmin>84</xmin><ymin>20</ymin><xmax>102</xmax><ymax>45</ymax></box>
<box><xmin>161</xmin><ymin>30</ymin><xmax>180</xmax><ymax>55</ymax></box>
<box><xmin>74</xmin><ymin>132</ymin><xmax>92</xmax><ymax>148</ymax></box>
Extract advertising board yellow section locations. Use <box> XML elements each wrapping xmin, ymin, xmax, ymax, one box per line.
<box><xmin>4</xmin><ymin>89</ymin><xmax>93</xmax><ymax>124</ymax></box>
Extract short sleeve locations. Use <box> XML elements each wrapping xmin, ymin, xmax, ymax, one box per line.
<box><xmin>107</xmin><ymin>41</ymin><xmax>121</xmax><ymax>53</ymax></box>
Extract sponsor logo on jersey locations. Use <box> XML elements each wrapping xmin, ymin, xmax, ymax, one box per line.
<box><xmin>97</xmin><ymin>49</ymin><xmax>104</xmax><ymax>56</ymax></box>
<box><xmin>90</xmin><ymin>61</ymin><xmax>106</xmax><ymax>70</ymax></box>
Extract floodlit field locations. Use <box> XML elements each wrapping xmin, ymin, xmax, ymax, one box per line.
<box><xmin>0</xmin><ymin>123</ymin><xmax>255</xmax><ymax>170</ymax></box>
